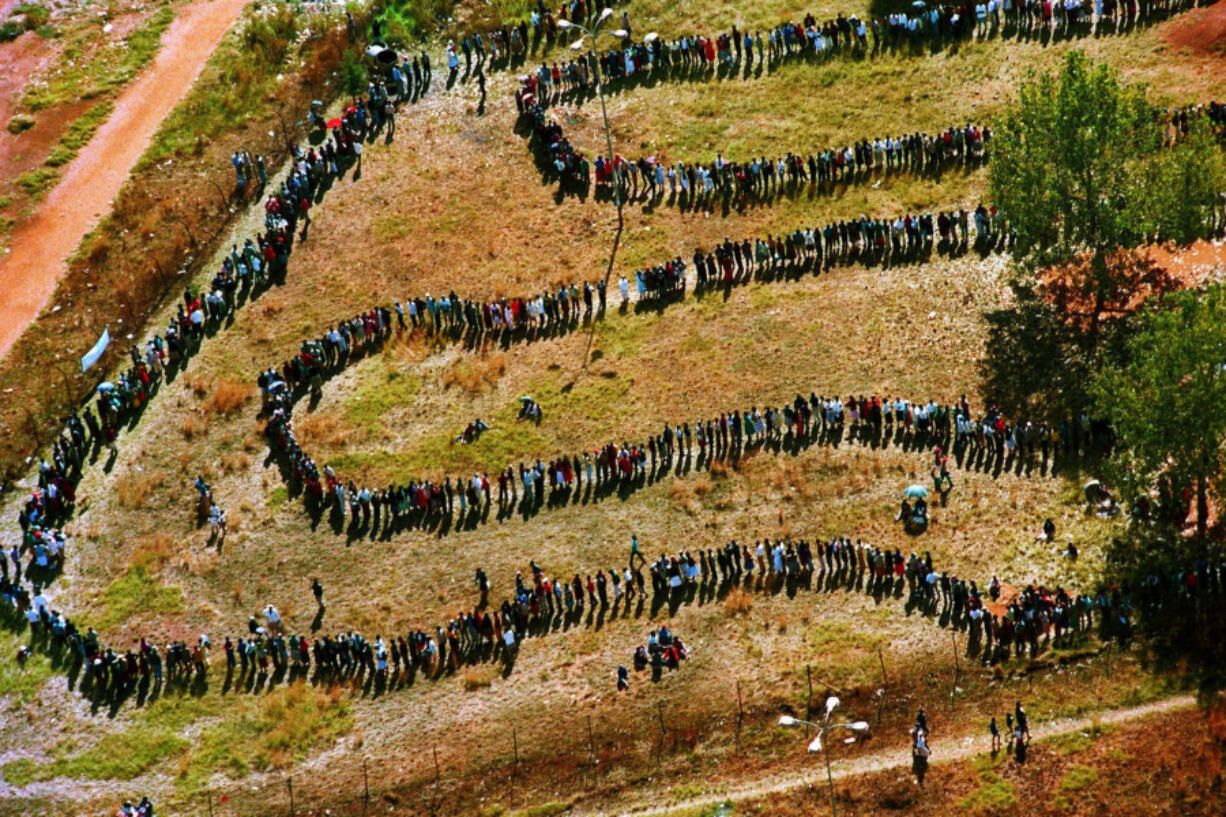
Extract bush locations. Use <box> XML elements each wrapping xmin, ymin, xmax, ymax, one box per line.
<box><xmin>340</xmin><ymin>48</ymin><xmax>367</xmax><ymax>96</ymax></box>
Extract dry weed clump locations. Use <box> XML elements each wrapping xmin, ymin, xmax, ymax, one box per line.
<box><xmin>442</xmin><ymin>352</ymin><xmax>507</xmax><ymax>393</ymax></box>
<box><xmin>461</xmin><ymin>666</ymin><xmax>498</xmax><ymax>690</ymax></box>
<box><xmin>184</xmin><ymin>374</ymin><xmax>211</xmax><ymax>399</ymax></box>
<box><xmin>668</xmin><ymin>479</ymin><xmax>699</xmax><ymax>516</ymax></box>
<box><xmin>219</xmin><ymin>452</ymin><xmax>252</xmax><ymax>475</ymax></box>
<box><xmin>205</xmin><ymin>378</ymin><xmax>254</xmax><ymax>416</ymax></box>
<box><xmin>296</xmin><ymin>413</ymin><xmax>350</xmax><ymax>447</ymax></box>
<box><xmin>723</xmin><ymin>587</ymin><xmax>754</xmax><ymax>616</ymax></box>
<box><xmin>181</xmin><ymin>413</ymin><xmax>209</xmax><ymax>440</ymax></box>
<box><xmin>116</xmin><ymin>472</ymin><xmax>166</xmax><ymax>509</ymax></box>
<box><xmin>128</xmin><ymin>532</ymin><xmax>177</xmax><ymax>574</ymax></box>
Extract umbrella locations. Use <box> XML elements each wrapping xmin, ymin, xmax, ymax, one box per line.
<box><xmin>518</xmin><ymin>395</ymin><xmax>536</xmax><ymax>404</ymax></box>
<box><xmin>1083</xmin><ymin>479</ymin><xmax>1101</xmax><ymax>491</ymax></box>
<box><xmin>311</xmin><ymin>100</ymin><xmax>324</xmax><ymax>106</ymax></box>
<box><xmin>326</xmin><ymin>117</ymin><xmax>343</xmax><ymax>129</ymax></box>
<box><xmin>344</xmin><ymin>105</ymin><xmax>357</xmax><ymax>116</ymax></box>
<box><xmin>96</xmin><ymin>382</ymin><xmax>115</xmax><ymax>393</ymax></box>
<box><xmin>905</xmin><ymin>484</ymin><xmax>929</xmax><ymax>499</ymax></box>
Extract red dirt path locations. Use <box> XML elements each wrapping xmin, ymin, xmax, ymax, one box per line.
<box><xmin>0</xmin><ymin>0</ymin><xmax>251</xmax><ymax>360</ymax></box>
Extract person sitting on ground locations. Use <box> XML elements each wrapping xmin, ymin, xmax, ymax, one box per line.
<box><xmin>895</xmin><ymin>498</ymin><xmax>912</xmax><ymax>523</ymax></box>
<box><xmin>1037</xmin><ymin>517</ymin><xmax>1056</xmax><ymax>541</ymax></box>
<box><xmin>458</xmin><ymin>418</ymin><xmax>491</xmax><ymax>444</ymax></box>
<box><xmin>518</xmin><ymin>397</ymin><xmax>543</xmax><ymax>423</ymax></box>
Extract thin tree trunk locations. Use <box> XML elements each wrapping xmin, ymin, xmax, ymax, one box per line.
<box><xmin>1197</xmin><ymin>472</ymin><xmax>1208</xmax><ymax>540</ymax></box>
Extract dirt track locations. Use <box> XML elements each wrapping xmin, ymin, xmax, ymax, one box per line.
<box><xmin>580</xmin><ymin>695</ymin><xmax>1197</xmax><ymax>817</ymax></box>
<box><xmin>0</xmin><ymin>0</ymin><xmax>251</xmax><ymax>360</ymax></box>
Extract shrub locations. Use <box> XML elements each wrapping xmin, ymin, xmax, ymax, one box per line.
<box><xmin>340</xmin><ymin>48</ymin><xmax>367</xmax><ymax>96</ymax></box>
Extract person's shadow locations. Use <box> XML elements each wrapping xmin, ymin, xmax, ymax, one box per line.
<box><xmin>310</xmin><ymin>604</ymin><xmax>325</xmax><ymax>633</ymax></box>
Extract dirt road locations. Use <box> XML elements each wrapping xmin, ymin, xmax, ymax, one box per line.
<box><xmin>0</xmin><ymin>0</ymin><xmax>251</xmax><ymax>360</ymax></box>
<box><xmin>578</xmin><ymin>695</ymin><xmax>1197</xmax><ymax>817</ymax></box>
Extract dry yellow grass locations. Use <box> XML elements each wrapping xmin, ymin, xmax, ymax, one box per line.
<box><xmin>127</xmin><ymin>532</ymin><xmax>177</xmax><ymax>574</ymax></box>
<box><xmin>205</xmin><ymin>378</ymin><xmax>253</xmax><ymax>416</ymax></box>
<box><xmin>114</xmin><ymin>472</ymin><xmax>166</xmax><ymax>509</ymax></box>
<box><xmin>723</xmin><ymin>587</ymin><xmax>754</xmax><ymax>616</ymax></box>
<box><xmin>16</xmin><ymin>8</ymin><xmax>1222</xmax><ymax>817</ymax></box>
<box><xmin>442</xmin><ymin>351</ymin><xmax>508</xmax><ymax>393</ymax></box>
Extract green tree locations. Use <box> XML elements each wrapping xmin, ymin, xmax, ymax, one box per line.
<box><xmin>1091</xmin><ymin>284</ymin><xmax>1226</xmax><ymax>540</ymax></box>
<box><xmin>990</xmin><ymin>51</ymin><xmax>1224</xmax><ymax>331</ymax></box>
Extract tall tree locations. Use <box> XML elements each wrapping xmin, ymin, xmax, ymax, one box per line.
<box><xmin>1091</xmin><ymin>284</ymin><xmax>1226</xmax><ymax>540</ymax></box>
<box><xmin>989</xmin><ymin>51</ymin><xmax>1224</xmax><ymax>332</ymax></box>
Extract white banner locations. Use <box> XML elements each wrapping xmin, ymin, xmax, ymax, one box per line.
<box><xmin>80</xmin><ymin>328</ymin><xmax>110</xmax><ymax>373</ymax></box>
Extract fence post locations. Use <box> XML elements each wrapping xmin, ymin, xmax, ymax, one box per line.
<box><xmin>587</xmin><ymin>714</ymin><xmax>595</xmax><ymax>770</ymax></box>
<box><xmin>806</xmin><ymin>664</ymin><xmax>814</xmax><ymax>719</ymax></box>
<box><xmin>362</xmin><ymin>757</ymin><xmax>369</xmax><ymax>817</ymax></box>
<box><xmin>949</xmin><ymin>631</ymin><xmax>960</xmax><ymax>711</ymax></box>
<box><xmin>736</xmin><ymin>680</ymin><xmax>744</xmax><ymax>752</ymax></box>
<box><xmin>287</xmin><ymin>775</ymin><xmax>294</xmax><ymax>817</ymax></box>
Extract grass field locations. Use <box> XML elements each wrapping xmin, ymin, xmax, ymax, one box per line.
<box><xmin>1</xmin><ymin>2</ymin><xmax>1223</xmax><ymax>816</ymax></box>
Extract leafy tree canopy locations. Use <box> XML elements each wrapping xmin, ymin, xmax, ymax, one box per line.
<box><xmin>1091</xmin><ymin>283</ymin><xmax>1226</xmax><ymax>540</ymax></box>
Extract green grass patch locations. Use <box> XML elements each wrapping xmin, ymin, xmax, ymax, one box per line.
<box><xmin>268</xmin><ymin>484</ymin><xmax>289</xmax><ymax>509</ymax></box>
<box><xmin>1045</xmin><ymin>719</ymin><xmax>1115</xmax><ymax>755</ymax></box>
<box><xmin>3</xmin><ymin>727</ymin><xmax>187</xmax><ymax>784</ymax></box>
<box><xmin>348</xmin><ymin>361</ymin><xmax>422</xmax><ymax>433</ymax></box>
<box><xmin>16</xmin><ymin>167</ymin><xmax>58</xmax><ymax>198</ymax></box>
<box><xmin>22</xmin><ymin>3</ymin><xmax>176</xmax><ymax>111</ymax></box>
<box><xmin>1060</xmin><ymin>764</ymin><xmax>1100</xmax><ymax>792</ymax></box>
<box><xmin>960</xmin><ymin>771</ymin><xmax>1017</xmax><ymax>814</ymax></box>
<box><xmin>0</xmin><ymin>628</ymin><xmax>53</xmax><ymax>703</ymax></box>
<box><xmin>142</xmin><ymin>7</ymin><xmax>300</xmax><ymax>163</ymax></box>
<box><xmin>44</xmin><ymin>99</ymin><xmax>115</xmax><ymax>167</ymax></box>
<box><xmin>174</xmin><ymin>682</ymin><xmax>352</xmax><ymax>794</ymax></box>
<box><xmin>508</xmin><ymin>803</ymin><xmax>573</xmax><ymax>817</ymax></box>
<box><xmin>92</xmin><ymin>565</ymin><xmax>185</xmax><ymax>631</ymax></box>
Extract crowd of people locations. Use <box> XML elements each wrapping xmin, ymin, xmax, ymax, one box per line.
<box><xmin>445</xmin><ymin>0</ymin><xmax>1207</xmax><ymax>92</ymax></box>
<box><xmin>625</xmin><ymin>623</ymin><xmax>689</xmax><ymax>687</ymax></box>
<box><xmin>501</xmin><ymin>0</ymin><xmax>1207</xmax><ymax>108</ymax></box>
<box><xmin>442</xmin><ymin>0</ymin><xmax>629</xmax><ymax>73</ymax></box>
<box><xmin>5</xmin><ymin>518</ymin><xmax>1161</xmax><ymax>714</ymax></box>
<box><xmin>250</xmin><ymin>194</ymin><xmax>1079</xmax><ymax>541</ymax></box>
<box><xmin>521</xmin><ymin>81</ymin><xmax>1224</xmax><ymax>211</ymax></box>
<box><xmin>0</xmin><ymin>91</ymin><xmax>387</xmax><ymax>704</ymax></box>
<box><xmin>520</xmin><ymin>86</ymin><xmax>993</xmax><ymax>207</ymax></box>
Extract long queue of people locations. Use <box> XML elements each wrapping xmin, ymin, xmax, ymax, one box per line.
<box><xmin>521</xmin><ymin>84</ymin><xmax>1226</xmax><ymax>210</ymax></box>
<box><xmin>0</xmin><ymin>96</ymin><xmax>388</xmax><ymax>673</ymax></box>
<box><xmin>256</xmin><ymin>256</ymin><xmax>1118</xmax><ymax>542</ymax></box>
<box><xmin>628</xmin><ymin>203</ymin><xmax>1005</xmax><ymax>303</ymax></box>
<box><xmin>442</xmin><ymin>0</ymin><xmax>629</xmax><ymax>73</ymax></box>
<box><xmin>502</xmin><ymin>0</ymin><xmax>1206</xmax><ymax>103</ymax></box>
<box><xmin>5</xmin><ymin>523</ymin><xmax>1159</xmax><ymax>714</ymax></box>
<box><xmin>521</xmin><ymin>88</ymin><xmax>992</xmax><ymax>207</ymax></box>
